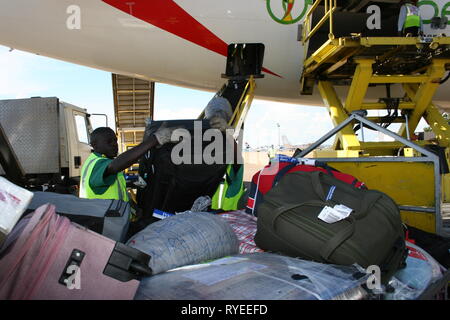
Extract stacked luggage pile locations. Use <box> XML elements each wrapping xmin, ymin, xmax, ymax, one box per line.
<box><xmin>1</xmin><ymin>124</ymin><xmax>449</xmax><ymax>300</ymax></box>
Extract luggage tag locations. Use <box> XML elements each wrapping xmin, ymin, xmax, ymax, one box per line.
<box><xmin>153</xmin><ymin>209</ymin><xmax>175</xmax><ymax>220</ymax></box>
<box><xmin>320</xmin><ymin>185</ymin><xmax>354</xmax><ymax>223</ymax></box>
<box><xmin>318</xmin><ymin>204</ymin><xmax>353</xmax><ymax>224</ymax></box>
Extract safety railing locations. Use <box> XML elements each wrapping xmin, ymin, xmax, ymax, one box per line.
<box><xmin>302</xmin><ymin>0</ymin><xmax>337</xmax><ymax>44</ymax></box>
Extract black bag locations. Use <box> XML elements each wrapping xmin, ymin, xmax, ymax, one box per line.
<box><xmin>407</xmin><ymin>225</ymin><xmax>450</xmax><ymax>269</ymax></box>
<box><xmin>254</xmin><ymin>171</ymin><xmax>408</xmax><ymax>284</ymax></box>
<box><xmin>136</xmin><ymin>120</ymin><xmax>229</xmax><ymax>225</ymax></box>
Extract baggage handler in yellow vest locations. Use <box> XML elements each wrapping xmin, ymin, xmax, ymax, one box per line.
<box><xmin>398</xmin><ymin>0</ymin><xmax>423</xmax><ymax>37</ymax></box>
<box><xmin>80</xmin><ymin>125</ymin><xmax>178</xmax><ymax>201</ymax></box>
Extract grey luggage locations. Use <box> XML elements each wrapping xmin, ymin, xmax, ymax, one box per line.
<box><xmin>254</xmin><ymin>171</ymin><xmax>408</xmax><ymax>284</ymax></box>
<box><xmin>28</xmin><ymin>192</ymin><xmax>130</xmax><ymax>242</ymax></box>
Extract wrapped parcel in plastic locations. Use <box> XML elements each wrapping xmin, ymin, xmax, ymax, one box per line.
<box><xmin>135</xmin><ymin>252</ymin><xmax>369</xmax><ymax>300</ymax></box>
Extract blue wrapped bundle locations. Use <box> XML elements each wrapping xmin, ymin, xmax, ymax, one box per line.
<box><xmin>127</xmin><ymin>212</ymin><xmax>239</xmax><ymax>275</ymax></box>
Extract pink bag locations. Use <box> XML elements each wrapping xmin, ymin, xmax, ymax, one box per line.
<box><xmin>0</xmin><ymin>204</ymin><xmax>151</xmax><ymax>300</ymax></box>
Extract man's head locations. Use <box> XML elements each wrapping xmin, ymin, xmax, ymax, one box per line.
<box><xmin>90</xmin><ymin>127</ymin><xmax>118</xmax><ymax>159</ymax></box>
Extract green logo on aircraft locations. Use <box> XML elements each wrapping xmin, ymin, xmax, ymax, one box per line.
<box><xmin>418</xmin><ymin>0</ymin><xmax>450</xmax><ymax>25</ymax></box>
<box><xmin>267</xmin><ymin>0</ymin><xmax>313</xmax><ymax>25</ymax></box>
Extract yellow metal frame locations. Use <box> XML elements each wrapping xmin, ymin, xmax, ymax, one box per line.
<box><xmin>300</xmin><ymin>3</ymin><xmax>450</xmax><ymax>233</ymax></box>
<box><xmin>313</xmin><ymin>57</ymin><xmax>450</xmax><ymax>155</ymax></box>
<box><xmin>317</xmin><ymin>81</ymin><xmax>361</xmax><ymax>151</ymax></box>
<box><xmin>228</xmin><ymin>76</ymin><xmax>256</xmax><ymax>139</ymax></box>
<box><xmin>302</xmin><ymin>0</ymin><xmax>337</xmax><ymax>44</ymax></box>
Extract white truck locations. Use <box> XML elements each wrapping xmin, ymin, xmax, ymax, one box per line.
<box><xmin>0</xmin><ymin>97</ymin><xmax>93</xmax><ymax>192</ymax></box>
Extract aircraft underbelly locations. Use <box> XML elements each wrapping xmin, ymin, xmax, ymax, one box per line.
<box><xmin>0</xmin><ymin>0</ymin><xmax>308</xmax><ymax>104</ymax></box>
<box><xmin>1</xmin><ymin>0</ymin><xmax>450</xmax><ymax>109</ymax></box>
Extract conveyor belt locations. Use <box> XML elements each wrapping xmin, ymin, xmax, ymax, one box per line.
<box><xmin>112</xmin><ymin>74</ymin><xmax>155</xmax><ymax>153</ymax></box>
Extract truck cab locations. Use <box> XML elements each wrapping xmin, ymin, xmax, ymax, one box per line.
<box><xmin>60</xmin><ymin>100</ymin><xmax>93</xmax><ymax>180</ymax></box>
<box><xmin>0</xmin><ymin>97</ymin><xmax>93</xmax><ymax>192</ymax></box>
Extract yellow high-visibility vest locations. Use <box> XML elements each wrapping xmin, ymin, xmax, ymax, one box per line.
<box><xmin>79</xmin><ymin>153</ymin><xmax>128</xmax><ymax>201</ymax></box>
<box><xmin>404</xmin><ymin>4</ymin><xmax>421</xmax><ymax>29</ymax></box>
<box><xmin>212</xmin><ymin>164</ymin><xmax>245</xmax><ymax>211</ymax></box>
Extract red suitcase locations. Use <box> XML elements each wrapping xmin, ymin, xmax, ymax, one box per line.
<box><xmin>0</xmin><ymin>204</ymin><xmax>152</xmax><ymax>300</ymax></box>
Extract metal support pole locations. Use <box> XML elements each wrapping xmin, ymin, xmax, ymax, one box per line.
<box><xmin>297</xmin><ymin>114</ymin><xmax>444</xmax><ymax>235</ymax></box>
<box><xmin>404</xmin><ymin>113</ymin><xmax>410</xmax><ymax>141</ymax></box>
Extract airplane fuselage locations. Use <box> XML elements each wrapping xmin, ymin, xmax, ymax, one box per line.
<box><xmin>1</xmin><ymin>0</ymin><xmax>450</xmax><ymax>107</ymax></box>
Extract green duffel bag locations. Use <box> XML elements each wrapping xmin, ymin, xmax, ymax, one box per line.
<box><xmin>254</xmin><ymin>171</ymin><xmax>408</xmax><ymax>284</ymax></box>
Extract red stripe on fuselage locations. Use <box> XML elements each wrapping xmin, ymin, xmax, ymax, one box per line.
<box><xmin>102</xmin><ymin>0</ymin><xmax>281</xmax><ymax>77</ymax></box>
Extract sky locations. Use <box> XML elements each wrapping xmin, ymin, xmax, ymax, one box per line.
<box><xmin>0</xmin><ymin>45</ymin><xmax>425</xmax><ymax>149</ymax></box>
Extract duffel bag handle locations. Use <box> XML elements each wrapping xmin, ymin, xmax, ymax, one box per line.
<box><xmin>270</xmin><ymin>200</ymin><xmax>356</xmax><ymax>263</ymax></box>
<box><xmin>310</xmin><ymin>171</ymin><xmax>382</xmax><ymax>214</ymax></box>
<box><xmin>310</xmin><ymin>171</ymin><xmax>329</xmax><ymax>201</ymax></box>
<box><xmin>270</xmin><ymin>200</ymin><xmax>327</xmax><ymax>230</ymax></box>
<box><xmin>274</xmin><ymin>166</ymin><xmax>333</xmax><ymax>199</ymax></box>
<box><xmin>272</xmin><ymin>163</ymin><xmax>297</xmax><ymax>187</ymax></box>
<box><xmin>319</xmin><ymin>217</ymin><xmax>356</xmax><ymax>262</ymax></box>
<box><xmin>273</xmin><ymin>162</ymin><xmax>341</xmax><ymax>191</ymax></box>
<box><xmin>269</xmin><ymin>181</ymin><xmax>384</xmax><ymax>263</ymax></box>
<box><xmin>319</xmin><ymin>192</ymin><xmax>383</xmax><ymax>262</ymax></box>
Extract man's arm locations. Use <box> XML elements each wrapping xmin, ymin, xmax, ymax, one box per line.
<box><xmin>105</xmin><ymin>135</ymin><xmax>159</xmax><ymax>176</ymax></box>
<box><xmin>105</xmin><ymin>123</ymin><xmax>179</xmax><ymax>176</ymax></box>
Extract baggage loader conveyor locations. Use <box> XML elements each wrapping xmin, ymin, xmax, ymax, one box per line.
<box><xmin>299</xmin><ymin>0</ymin><xmax>450</xmax><ymax>236</ymax></box>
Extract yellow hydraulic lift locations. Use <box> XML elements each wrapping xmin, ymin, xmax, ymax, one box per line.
<box><xmin>299</xmin><ymin>0</ymin><xmax>450</xmax><ymax>235</ymax></box>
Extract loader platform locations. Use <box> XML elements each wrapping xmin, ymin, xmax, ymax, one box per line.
<box><xmin>299</xmin><ymin>0</ymin><xmax>450</xmax><ymax>236</ymax></box>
